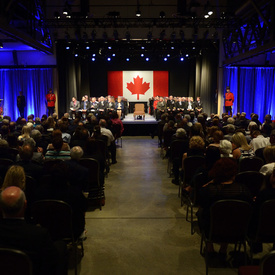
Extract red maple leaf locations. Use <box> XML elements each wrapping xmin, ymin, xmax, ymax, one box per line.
<box><xmin>126</xmin><ymin>75</ymin><xmax>150</xmax><ymax>100</ymax></box>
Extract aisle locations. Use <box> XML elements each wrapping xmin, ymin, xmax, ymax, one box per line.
<box><xmin>77</xmin><ymin>137</ymin><xmax>237</xmax><ymax>275</ymax></box>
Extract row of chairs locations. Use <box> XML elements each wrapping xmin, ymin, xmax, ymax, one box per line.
<box><xmin>200</xmin><ymin>199</ymin><xmax>275</xmax><ymax>275</ymax></box>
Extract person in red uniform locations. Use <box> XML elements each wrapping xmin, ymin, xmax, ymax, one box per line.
<box><xmin>46</xmin><ymin>88</ymin><xmax>56</xmax><ymax>117</ymax></box>
<box><xmin>224</xmin><ymin>86</ymin><xmax>234</xmax><ymax>117</ymax></box>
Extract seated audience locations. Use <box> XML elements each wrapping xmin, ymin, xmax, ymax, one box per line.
<box><xmin>45</xmin><ymin>136</ymin><xmax>71</xmax><ymax>160</ymax></box>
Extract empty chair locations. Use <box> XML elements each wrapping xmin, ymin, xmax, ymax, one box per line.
<box><xmin>179</xmin><ymin>156</ymin><xmax>205</xmax><ymax>205</ymax></box>
<box><xmin>133</xmin><ymin>103</ymin><xmax>145</xmax><ymax>120</ymax></box>
<box><xmin>200</xmin><ymin>200</ymin><xmax>252</xmax><ymax>275</ymax></box>
<box><xmin>79</xmin><ymin>158</ymin><xmax>105</xmax><ymax>210</ymax></box>
<box><xmin>239</xmin><ymin>157</ymin><xmax>264</xmax><ymax>172</ymax></box>
<box><xmin>184</xmin><ymin>172</ymin><xmax>207</xmax><ymax>234</ymax></box>
<box><xmin>235</xmin><ymin>171</ymin><xmax>264</xmax><ymax>198</ymax></box>
<box><xmin>247</xmin><ymin>199</ymin><xmax>275</xmax><ymax>262</ymax></box>
<box><xmin>0</xmin><ymin>248</ymin><xmax>32</xmax><ymax>275</ymax></box>
<box><xmin>238</xmin><ymin>250</ymin><xmax>275</xmax><ymax>275</ymax></box>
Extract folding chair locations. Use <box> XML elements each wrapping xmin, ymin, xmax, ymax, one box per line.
<box><xmin>31</xmin><ymin>200</ymin><xmax>84</xmax><ymax>275</ymax></box>
<box><xmin>79</xmin><ymin>158</ymin><xmax>105</xmax><ymax>210</ymax></box>
<box><xmin>0</xmin><ymin>248</ymin><xmax>32</xmax><ymax>275</ymax></box>
<box><xmin>200</xmin><ymin>200</ymin><xmax>252</xmax><ymax>275</ymax></box>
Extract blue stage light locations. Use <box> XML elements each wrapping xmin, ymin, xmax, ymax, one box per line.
<box><xmin>92</xmin><ymin>58</ymin><xmax>95</xmax><ymax>61</ymax></box>
<box><xmin>75</xmin><ymin>54</ymin><xmax>78</xmax><ymax>57</ymax></box>
<box><xmin>66</xmin><ymin>46</ymin><xmax>70</xmax><ymax>50</ymax></box>
<box><xmin>141</xmin><ymin>54</ymin><xmax>144</xmax><ymax>57</ymax></box>
<box><xmin>164</xmin><ymin>57</ymin><xmax>168</xmax><ymax>61</ymax></box>
<box><xmin>126</xmin><ymin>58</ymin><xmax>130</xmax><ymax>61</ymax></box>
<box><xmin>107</xmin><ymin>57</ymin><xmax>111</xmax><ymax>61</ymax></box>
<box><xmin>112</xmin><ymin>53</ymin><xmax>116</xmax><ymax>57</ymax></box>
<box><xmin>145</xmin><ymin>57</ymin><xmax>149</xmax><ymax>61</ymax></box>
<box><xmin>180</xmin><ymin>57</ymin><xmax>184</xmax><ymax>61</ymax></box>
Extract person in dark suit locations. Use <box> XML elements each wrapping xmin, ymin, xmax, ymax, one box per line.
<box><xmin>194</xmin><ymin>96</ymin><xmax>203</xmax><ymax>116</ymax></box>
<box><xmin>17</xmin><ymin>91</ymin><xmax>26</xmax><ymax>118</ymax></box>
<box><xmin>69</xmin><ymin>96</ymin><xmax>80</xmax><ymax>119</ymax></box>
<box><xmin>0</xmin><ymin>186</ymin><xmax>66</xmax><ymax>275</ymax></box>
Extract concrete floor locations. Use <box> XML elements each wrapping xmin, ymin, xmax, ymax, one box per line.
<box><xmin>70</xmin><ymin>137</ymin><xmax>260</xmax><ymax>275</ymax></box>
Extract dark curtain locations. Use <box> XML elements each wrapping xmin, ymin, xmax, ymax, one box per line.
<box><xmin>195</xmin><ymin>53</ymin><xmax>219</xmax><ymax>114</ymax></box>
<box><xmin>224</xmin><ymin>67</ymin><xmax>275</xmax><ymax>122</ymax></box>
<box><xmin>0</xmin><ymin>68</ymin><xmax>53</xmax><ymax>121</ymax></box>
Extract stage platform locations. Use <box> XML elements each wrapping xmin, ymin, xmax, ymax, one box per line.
<box><xmin>122</xmin><ymin>113</ymin><xmax>158</xmax><ymax>136</ymax></box>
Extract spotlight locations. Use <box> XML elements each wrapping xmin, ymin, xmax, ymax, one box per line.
<box><xmin>92</xmin><ymin>58</ymin><xmax>96</xmax><ymax>61</ymax></box>
<box><xmin>204</xmin><ymin>14</ymin><xmax>209</xmax><ymax>18</ymax></box>
<box><xmin>108</xmin><ymin>46</ymin><xmax>112</xmax><ymax>50</ymax></box>
<box><xmin>141</xmin><ymin>46</ymin><xmax>145</xmax><ymax>50</ymax></box>
<box><xmin>66</xmin><ymin>46</ymin><xmax>70</xmax><ymax>50</ymax></box>
<box><xmin>164</xmin><ymin>57</ymin><xmax>168</xmax><ymax>61</ymax></box>
<box><xmin>180</xmin><ymin>57</ymin><xmax>184</xmax><ymax>61</ymax></box>
<box><xmin>92</xmin><ymin>54</ymin><xmax>96</xmax><ymax>57</ymax></box>
<box><xmin>185</xmin><ymin>54</ymin><xmax>189</xmax><ymax>57</ymax></box>
<box><xmin>145</xmin><ymin>57</ymin><xmax>149</xmax><ymax>61</ymax></box>
<box><xmin>141</xmin><ymin>54</ymin><xmax>144</xmax><ymax>57</ymax></box>
<box><xmin>208</xmin><ymin>10</ymin><xmax>213</xmax><ymax>15</ymax></box>
<box><xmin>75</xmin><ymin>53</ymin><xmax>78</xmax><ymax>57</ymax></box>
<box><xmin>171</xmin><ymin>46</ymin><xmax>174</xmax><ymax>50</ymax></box>
<box><xmin>136</xmin><ymin>9</ymin><xmax>141</xmax><ymax>17</ymax></box>
<box><xmin>126</xmin><ymin>58</ymin><xmax>130</xmax><ymax>62</ymax></box>
<box><xmin>107</xmin><ymin>57</ymin><xmax>111</xmax><ymax>61</ymax></box>
<box><xmin>54</xmin><ymin>11</ymin><xmax>60</xmax><ymax>19</ymax></box>
<box><xmin>112</xmin><ymin>53</ymin><xmax>116</xmax><ymax>57</ymax></box>
<box><xmin>86</xmin><ymin>46</ymin><xmax>90</xmax><ymax>50</ymax></box>
<box><xmin>167</xmin><ymin>54</ymin><xmax>170</xmax><ymax>57</ymax></box>
<box><xmin>159</xmin><ymin>11</ymin><xmax>165</xmax><ymax>18</ymax></box>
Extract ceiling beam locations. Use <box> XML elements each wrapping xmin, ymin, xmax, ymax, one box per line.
<box><xmin>0</xmin><ymin>19</ymin><xmax>53</xmax><ymax>54</ymax></box>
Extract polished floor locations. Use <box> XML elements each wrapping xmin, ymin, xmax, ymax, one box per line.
<box><xmin>72</xmin><ymin>137</ymin><xmax>269</xmax><ymax>275</ymax></box>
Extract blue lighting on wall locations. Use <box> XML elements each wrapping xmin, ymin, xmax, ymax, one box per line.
<box><xmin>0</xmin><ymin>68</ymin><xmax>53</xmax><ymax>121</ymax></box>
<box><xmin>224</xmin><ymin>66</ymin><xmax>275</xmax><ymax>122</ymax></box>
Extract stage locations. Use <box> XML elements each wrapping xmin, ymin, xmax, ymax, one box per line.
<box><xmin>122</xmin><ymin>113</ymin><xmax>158</xmax><ymax>136</ymax></box>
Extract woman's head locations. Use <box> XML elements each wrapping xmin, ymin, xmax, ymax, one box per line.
<box><xmin>189</xmin><ymin>136</ymin><xmax>205</xmax><ymax>150</ymax></box>
<box><xmin>2</xmin><ymin>165</ymin><xmax>26</xmax><ymax>190</ymax></box>
<box><xmin>232</xmin><ymin>132</ymin><xmax>249</xmax><ymax>148</ymax></box>
<box><xmin>209</xmin><ymin>158</ymin><xmax>238</xmax><ymax>184</ymax></box>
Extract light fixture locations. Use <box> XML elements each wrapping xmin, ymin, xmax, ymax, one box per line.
<box><xmin>145</xmin><ymin>57</ymin><xmax>149</xmax><ymax>61</ymax></box>
<box><xmin>159</xmin><ymin>11</ymin><xmax>165</xmax><ymax>18</ymax></box>
<box><xmin>136</xmin><ymin>0</ymin><xmax>141</xmax><ymax>17</ymax></box>
<box><xmin>180</xmin><ymin>57</ymin><xmax>184</xmax><ymax>61</ymax></box>
<box><xmin>54</xmin><ymin>11</ymin><xmax>60</xmax><ymax>19</ymax></box>
<box><xmin>136</xmin><ymin>9</ymin><xmax>141</xmax><ymax>17</ymax></box>
<box><xmin>92</xmin><ymin>57</ymin><xmax>96</xmax><ymax>61</ymax></box>
<box><xmin>126</xmin><ymin>58</ymin><xmax>130</xmax><ymax>62</ymax></box>
<box><xmin>107</xmin><ymin>57</ymin><xmax>111</xmax><ymax>61</ymax></box>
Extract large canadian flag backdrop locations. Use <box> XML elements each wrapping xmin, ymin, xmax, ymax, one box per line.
<box><xmin>108</xmin><ymin>71</ymin><xmax>169</xmax><ymax>102</ymax></box>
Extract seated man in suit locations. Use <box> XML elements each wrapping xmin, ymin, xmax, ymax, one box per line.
<box><xmin>80</xmin><ymin>95</ymin><xmax>90</xmax><ymax>119</ymax></box>
<box><xmin>69</xmin><ymin>96</ymin><xmax>80</xmax><ymax>119</ymax></box>
<box><xmin>89</xmin><ymin>97</ymin><xmax>99</xmax><ymax>116</ymax></box>
<box><xmin>0</xmin><ymin>186</ymin><xmax>66</xmax><ymax>275</ymax></box>
<box><xmin>156</xmin><ymin>97</ymin><xmax>167</xmax><ymax>120</ymax></box>
<box><xmin>194</xmin><ymin>96</ymin><xmax>203</xmax><ymax>116</ymax></box>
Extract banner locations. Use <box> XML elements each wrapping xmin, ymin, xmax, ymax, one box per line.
<box><xmin>108</xmin><ymin>71</ymin><xmax>168</xmax><ymax>102</ymax></box>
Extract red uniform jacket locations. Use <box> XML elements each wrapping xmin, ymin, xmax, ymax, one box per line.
<box><xmin>46</xmin><ymin>93</ymin><xmax>56</xmax><ymax>107</ymax></box>
<box><xmin>225</xmin><ymin>92</ymin><xmax>234</xmax><ymax>106</ymax></box>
